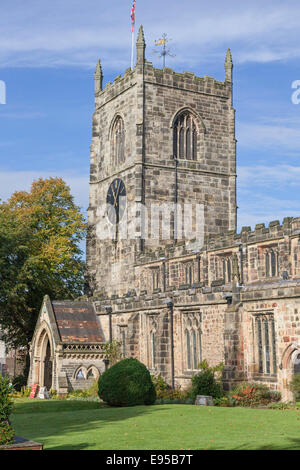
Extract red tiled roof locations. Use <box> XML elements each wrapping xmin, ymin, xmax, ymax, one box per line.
<box><xmin>51</xmin><ymin>301</ymin><xmax>104</xmax><ymax>343</ymax></box>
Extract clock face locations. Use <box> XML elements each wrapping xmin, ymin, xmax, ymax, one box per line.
<box><xmin>106</xmin><ymin>178</ymin><xmax>126</xmax><ymax>224</ymax></box>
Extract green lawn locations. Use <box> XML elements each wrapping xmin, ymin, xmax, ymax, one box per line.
<box><xmin>10</xmin><ymin>398</ymin><xmax>300</xmax><ymax>450</ymax></box>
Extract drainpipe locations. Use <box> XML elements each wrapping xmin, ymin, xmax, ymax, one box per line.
<box><xmin>196</xmin><ymin>254</ymin><xmax>201</xmax><ymax>283</ymax></box>
<box><xmin>104</xmin><ymin>306</ymin><xmax>113</xmax><ymax>371</ymax></box>
<box><xmin>173</xmin><ymin>156</ymin><xmax>178</xmax><ymax>244</ymax></box>
<box><xmin>105</xmin><ymin>306</ymin><xmax>113</xmax><ymax>343</ymax></box>
<box><xmin>160</xmin><ymin>257</ymin><xmax>166</xmax><ymax>292</ymax></box>
<box><xmin>239</xmin><ymin>244</ymin><xmax>244</xmax><ymax>285</ymax></box>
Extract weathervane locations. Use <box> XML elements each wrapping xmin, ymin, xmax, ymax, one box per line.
<box><xmin>154</xmin><ymin>33</ymin><xmax>175</xmax><ymax>68</ymax></box>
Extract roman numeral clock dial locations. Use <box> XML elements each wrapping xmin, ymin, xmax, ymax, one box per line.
<box><xmin>106</xmin><ymin>179</ymin><xmax>126</xmax><ymax>240</ymax></box>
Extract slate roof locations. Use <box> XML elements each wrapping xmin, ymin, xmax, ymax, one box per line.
<box><xmin>51</xmin><ymin>301</ymin><xmax>104</xmax><ymax>343</ymax></box>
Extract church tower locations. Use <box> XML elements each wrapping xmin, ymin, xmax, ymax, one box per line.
<box><xmin>86</xmin><ymin>27</ymin><xmax>237</xmax><ymax>298</ymax></box>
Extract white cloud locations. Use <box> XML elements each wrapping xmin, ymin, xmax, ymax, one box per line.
<box><xmin>236</xmin><ymin>161</ymin><xmax>300</xmax><ymax>230</ymax></box>
<box><xmin>238</xmin><ymin>164</ymin><xmax>300</xmax><ymax>188</ymax></box>
<box><xmin>237</xmin><ymin>191</ymin><xmax>300</xmax><ymax>231</ymax></box>
<box><xmin>237</xmin><ymin>118</ymin><xmax>300</xmax><ymax>155</ymax></box>
<box><xmin>0</xmin><ymin>1</ymin><xmax>300</xmax><ymax>68</ymax></box>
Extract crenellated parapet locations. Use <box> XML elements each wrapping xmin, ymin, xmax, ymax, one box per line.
<box><xmin>143</xmin><ymin>62</ymin><xmax>232</xmax><ymax>100</ymax></box>
<box><xmin>134</xmin><ymin>217</ymin><xmax>300</xmax><ymax>266</ymax></box>
<box><xmin>94</xmin><ymin>24</ymin><xmax>233</xmax><ymax>111</ymax></box>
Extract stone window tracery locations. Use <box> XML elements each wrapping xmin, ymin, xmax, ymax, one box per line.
<box><xmin>223</xmin><ymin>257</ymin><xmax>232</xmax><ymax>283</ymax></box>
<box><xmin>148</xmin><ymin>316</ymin><xmax>158</xmax><ymax>370</ymax></box>
<box><xmin>253</xmin><ymin>313</ymin><xmax>277</xmax><ymax>375</ymax></box>
<box><xmin>265</xmin><ymin>248</ymin><xmax>278</xmax><ymax>278</ymax></box>
<box><xmin>185</xmin><ymin>263</ymin><xmax>193</xmax><ymax>286</ymax></box>
<box><xmin>119</xmin><ymin>326</ymin><xmax>127</xmax><ymax>358</ymax></box>
<box><xmin>152</xmin><ymin>268</ymin><xmax>160</xmax><ymax>291</ymax></box>
<box><xmin>173</xmin><ymin>112</ymin><xmax>198</xmax><ymax>160</ymax></box>
<box><xmin>184</xmin><ymin>314</ymin><xmax>202</xmax><ymax>371</ymax></box>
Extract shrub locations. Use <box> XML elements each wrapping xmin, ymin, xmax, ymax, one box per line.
<box><xmin>151</xmin><ymin>375</ymin><xmax>195</xmax><ymax>404</ymax></box>
<box><xmin>67</xmin><ymin>389</ymin><xmax>90</xmax><ymax>398</ymax></box>
<box><xmin>289</xmin><ymin>373</ymin><xmax>300</xmax><ymax>400</ymax></box>
<box><xmin>267</xmin><ymin>401</ymin><xmax>295</xmax><ymax>410</ymax></box>
<box><xmin>189</xmin><ymin>360</ymin><xmax>225</xmax><ymax>401</ymax></box>
<box><xmin>230</xmin><ymin>382</ymin><xmax>280</xmax><ymax>407</ymax></box>
<box><xmin>0</xmin><ymin>421</ymin><xmax>14</xmax><ymax>446</ymax></box>
<box><xmin>0</xmin><ymin>374</ymin><xmax>14</xmax><ymax>422</ymax></box>
<box><xmin>151</xmin><ymin>375</ymin><xmax>169</xmax><ymax>398</ymax></box>
<box><xmin>66</xmin><ymin>379</ymin><xmax>99</xmax><ymax>400</ymax></box>
<box><xmin>87</xmin><ymin>379</ymin><xmax>100</xmax><ymax>398</ymax></box>
<box><xmin>98</xmin><ymin>358</ymin><xmax>156</xmax><ymax>407</ymax></box>
<box><xmin>191</xmin><ymin>369</ymin><xmax>224</xmax><ymax>401</ymax></box>
<box><xmin>12</xmin><ymin>374</ymin><xmax>27</xmax><ymax>392</ymax></box>
<box><xmin>213</xmin><ymin>396</ymin><xmax>231</xmax><ymax>407</ymax></box>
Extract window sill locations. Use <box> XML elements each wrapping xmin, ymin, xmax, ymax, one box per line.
<box><xmin>253</xmin><ymin>374</ymin><xmax>278</xmax><ymax>383</ymax></box>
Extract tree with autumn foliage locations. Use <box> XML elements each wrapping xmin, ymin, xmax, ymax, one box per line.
<box><xmin>0</xmin><ymin>177</ymin><xmax>86</xmax><ymax>368</ymax></box>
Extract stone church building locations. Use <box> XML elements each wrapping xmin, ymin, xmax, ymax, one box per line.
<box><xmin>28</xmin><ymin>27</ymin><xmax>300</xmax><ymax>401</ymax></box>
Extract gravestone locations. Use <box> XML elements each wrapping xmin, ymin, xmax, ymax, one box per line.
<box><xmin>38</xmin><ymin>386</ymin><xmax>51</xmax><ymax>399</ymax></box>
<box><xmin>195</xmin><ymin>395</ymin><xmax>214</xmax><ymax>406</ymax></box>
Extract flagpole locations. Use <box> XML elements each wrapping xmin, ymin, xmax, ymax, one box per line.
<box><xmin>131</xmin><ymin>29</ymin><xmax>134</xmax><ymax>70</ymax></box>
<box><xmin>131</xmin><ymin>0</ymin><xmax>135</xmax><ymax>70</ymax></box>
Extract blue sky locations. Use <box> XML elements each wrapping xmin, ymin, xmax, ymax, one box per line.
<box><xmin>1</xmin><ymin>0</ymin><xmax>300</xmax><ymax>235</ymax></box>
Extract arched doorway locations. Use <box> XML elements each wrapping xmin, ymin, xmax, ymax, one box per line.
<box><xmin>43</xmin><ymin>339</ymin><xmax>53</xmax><ymax>390</ymax></box>
<box><xmin>293</xmin><ymin>352</ymin><xmax>300</xmax><ymax>373</ymax></box>
<box><xmin>279</xmin><ymin>344</ymin><xmax>300</xmax><ymax>402</ymax></box>
<box><xmin>34</xmin><ymin>326</ymin><xmax>53</xmax><ymax>391</ymax></box>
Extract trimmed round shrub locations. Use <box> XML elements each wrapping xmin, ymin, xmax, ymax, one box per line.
<box><xmin>98</xmin><ymin>358</ymin><xmax>156</xmax><ymax>407</ymax></box>
<box><xmin>191</xmin><ymin>370</ymin><xmax>224</xmax><ymax>400</ymax></box>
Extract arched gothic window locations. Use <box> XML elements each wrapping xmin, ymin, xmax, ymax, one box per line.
<box><xmin>112</xmin><ymin>116</ymin><xmax>125</xmax><ymax>165</ymax></box>
<box><xmin>223</xmin><ymin>257</ymin><xmax>232</xmax><ymax>283</ymax></box>
<box><xmin>174</xmin><ymin>112</ymin><xmax>198</xmax><ymax>160</ymax></box>
<box><xmin>75</xmin><ymin>368</ymin><xmax>85</xmax><ymax>380</ymax></box>
<box><xmin>254</xmin><ymin>314</ymin><xmax>277</xmax><ymax>375</ymax></box>
<box><xmin>148</xmin><ymin>316</ymin><xmax>158</xmax><ymax>370</ymax></box>
<box><xmin>185</xmin><ymin>263</ymin><xmax>193</xmax><ymax>286</ymax></box>
<box><xmin>151</xmin><ymin>332</ymin><xmax>156</xmax><ymax>369</ymax></box>
<box><xmin>265</xmin><ymin>248</ymin><xmax>278</xmax><ymax>278</ymax></box>
<box><xmin>87</xmin><ymin>369</ymin><xmax>95</xmax><ymax>379</ymax></box>
<box><xmin>87</xmin><ymin>366</ymin><xmax>99</xmax><ymax>379</ymax></box>
<box><xmin>185</xmin><ymin>314</ymin><xmax>202</xmax><ymax>370</ymax></box>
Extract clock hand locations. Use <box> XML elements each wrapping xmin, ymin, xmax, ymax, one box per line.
<box><xmin>115</xmin><ymin>180</ymin><xmax>121</xmax><ymax>201</ymax></box>
<box><xmin>111</xmin><ymin>186</ymin><xmax>118</xmax><ymax>207</ymax></box>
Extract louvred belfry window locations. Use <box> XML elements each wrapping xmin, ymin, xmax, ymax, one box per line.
<box><xmin>112</xmin><ymin>116</ymin><xmax>125</xmax><ymax>165</ymax></box>
<box><xmin>174</xmin><ymin>112</ymin><xmax>198</xmax><ymax>160</ymax></box>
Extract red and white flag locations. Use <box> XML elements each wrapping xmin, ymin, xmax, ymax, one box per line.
<box><xmin>131</xmin><ymin>0</ymin><xmax>136</xmax><ymax>32</ymax></box>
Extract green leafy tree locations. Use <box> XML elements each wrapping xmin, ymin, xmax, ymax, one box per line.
<box><xmin>0</xmin><ymin>178</ymin><xmax>86</xmax><ymax>372</ymax></box>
